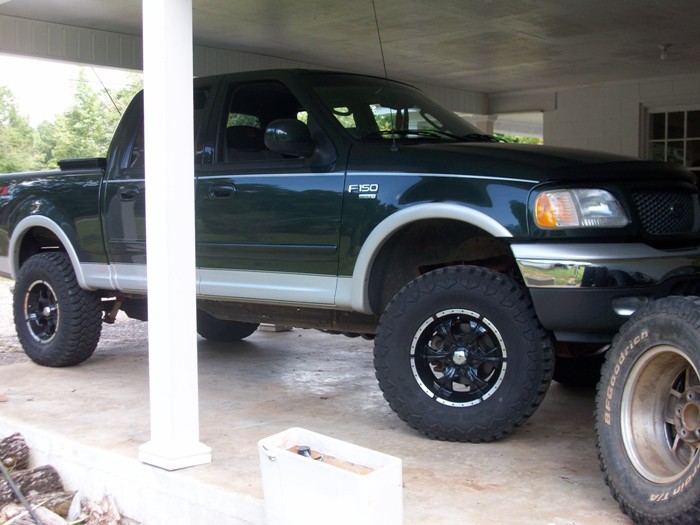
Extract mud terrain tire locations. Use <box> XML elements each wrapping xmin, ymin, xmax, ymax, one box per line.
<box><xmin>13</xmin><ymin>252</ymin><xmax>102</xmax><ymax>367</ymax></box>
<box><xmin>374</xmin><ymin>265</ymin><xmax>553</xmax><ymax>442</ymax></box>
<box><xmin>196</xmin><ymin>310</ymin><xmax>259</xmax><ymax>342</ymax></box>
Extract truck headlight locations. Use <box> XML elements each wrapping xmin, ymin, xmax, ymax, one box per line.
<box><xmin>534</xmin><ymin>189</ymin><xmax>629</xmax><ymax>229</ymax></box>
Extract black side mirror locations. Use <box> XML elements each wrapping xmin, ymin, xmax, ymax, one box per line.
<box><xmin>264</xmin><ymin>119</ymin><xmax>315</xmax><ymax>157</ymax></box>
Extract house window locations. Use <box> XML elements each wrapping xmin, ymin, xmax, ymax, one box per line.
<box><xmin>648</xmin><ymin>109</ymin><xmax>700</xmax><ymax>175</ymax></box>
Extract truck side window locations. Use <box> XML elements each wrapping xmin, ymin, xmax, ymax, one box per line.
<box><xmin>129</xmin><ymin>122</ymin><xmax>145</xmax><ymax>168</ymax></box>
<box><xmin>222</xmin><ymin>81</ymin><xmax>306</xmax><ymax>162</ymax></box>
<box><xmin>126</xmin><ymin>87</ymin><xmax>210</xmax><ymax>170</ymax></box>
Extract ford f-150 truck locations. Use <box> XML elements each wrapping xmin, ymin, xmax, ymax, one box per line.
<box><xmin>2</xmin><ymin>69</ymin><xmax>700</xmax><ymax>524</ymax></box>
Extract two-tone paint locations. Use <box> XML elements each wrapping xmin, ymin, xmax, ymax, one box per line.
<box><xmin>2</xmin><ymin>69</ymin><xmax>700</xmax><ymax>342</ymax></box>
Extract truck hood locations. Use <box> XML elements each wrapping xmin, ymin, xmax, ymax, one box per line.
<box><xmin>349</xmin><ymin>141</ymin><xmax>694</xmax><ymax>184</ymax></box>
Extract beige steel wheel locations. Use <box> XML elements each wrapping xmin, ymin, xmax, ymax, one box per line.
<box><xmin>596</xmin><ymin>296</ymin><xmax>700</xmax><ymax>525</ymax></box>
<box><xmin>621</xmin><ymin>345</ymin><xmax>700</xmax><ymax>485</ymax></box>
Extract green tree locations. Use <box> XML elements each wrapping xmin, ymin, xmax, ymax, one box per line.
<box><xmin>36</xmin><ymin>120</ymin><xmax>58</xmax><ymax>168</ymax></box>
<box><xmin>494</xmin><ymin>133</ymin><xmax>543</xmax><ymax>145</ymax></box>
<box><xmin>48</xmin><ymin>69</ymin><xmax>143</xmax><ymax>166</ymax></box>
<box><xmin>0</xmin><ymin>86</ymin><xmax>41</xmax><ymax>173</ymax></box>
<box><xmin>50</xmin><ymin>69</ymin><xmax>114</xmax><ymax>162</ymax></box>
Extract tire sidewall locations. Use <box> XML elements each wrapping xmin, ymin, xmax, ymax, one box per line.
<box><xmin>597</xmin><ymin>298</ymin><xmax>700</xmax><ymax>521</ymax></box>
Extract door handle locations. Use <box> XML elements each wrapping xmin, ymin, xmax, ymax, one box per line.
<box><xmin>118</xmin><ymin>185</ymin><xmax>140</xmax><ymax>201</ymax></box>
<box><xmin>208</xmin><ymin>184</ymin><xmax>236</xmax><ymax>199</ymax></box>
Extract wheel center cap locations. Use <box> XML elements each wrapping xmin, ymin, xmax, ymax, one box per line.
<box><xmin>674</xmin><ymin>386</ymin><xmax>700</xmax><ymax>445</ymax></box>
<box><xmin>453</xmin><ymin>349</ymin><xmax>468</xmax><ymax>365</ymax></box>
<box><xmin>42</xmin><ymin>306</ymin><xmax>52</xmax><ymax>317</ymax></box>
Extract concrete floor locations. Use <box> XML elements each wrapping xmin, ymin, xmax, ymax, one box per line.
<box><xmin>0</xmin><ymin>284</ymin><xmax>634</xmax><ymax>524</ymax></box>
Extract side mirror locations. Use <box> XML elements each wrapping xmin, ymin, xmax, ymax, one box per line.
<box><xmin>264</xmin><ymin>119</ymin><xmax>315</xmax><ymax>157</ymax></box>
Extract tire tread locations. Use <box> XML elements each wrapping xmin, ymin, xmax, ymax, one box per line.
<box><xmin>374</xmin><ymin>265</ymin><xmax>553</xmax><ymax>442</ymax></box>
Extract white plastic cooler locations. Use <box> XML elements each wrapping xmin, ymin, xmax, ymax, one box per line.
<box><xmin>258</xmin><ymin>427</ymin><xmax>403</xmax><ymax>525</ymax></box>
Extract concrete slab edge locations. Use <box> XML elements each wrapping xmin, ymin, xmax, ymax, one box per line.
<box><xmin>0</xmin><ymin>418</ymin><xmax>264</xmax><ymax>524</ymax></box>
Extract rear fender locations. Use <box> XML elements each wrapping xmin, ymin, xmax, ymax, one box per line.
<box><xmin>9</xmin><ymin>215</ymin><xmax>90</xmax><ymax>289</ymax></box>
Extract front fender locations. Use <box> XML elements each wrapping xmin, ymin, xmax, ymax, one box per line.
<box><xmin>341</xmin><ymin>203</ymin><xmax>513</xmax><ymax>313</ymax></box>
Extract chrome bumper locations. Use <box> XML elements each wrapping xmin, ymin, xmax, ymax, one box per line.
<box><xmin>512</xmin><ymin>243</ymin><xmax>700</xmax><ymax>289</ymax></box>
<box><xmin>511</xmin><ymin>243</ymin><xmax>700</xmax><ymax>341</ymax></box>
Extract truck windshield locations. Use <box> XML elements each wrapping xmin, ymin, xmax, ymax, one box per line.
<box><xmin>304</xmin><ymin>73</ymin><xmax>490</xmax><ymax>143</ymax></box>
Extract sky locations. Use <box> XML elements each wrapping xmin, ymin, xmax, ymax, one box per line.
<box><xmin>0</xmin><ymin>54</ymin><xmax>140</xmax><ymax>126</ymax></box>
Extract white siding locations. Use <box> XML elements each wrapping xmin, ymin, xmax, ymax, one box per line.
<box><xmin>543</xmin><ymin>74</ymin><xmax>700</xmax><ymax>157</ymax></box>
<box><xmin>0</xmin><ymin>15</ymin><xmax>143</xmax><ymax>70</ymax></box>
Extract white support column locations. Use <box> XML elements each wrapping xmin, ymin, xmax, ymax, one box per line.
<box><xmin>138</xmin><ymin>0</ymin><xmax>211</xmax><ymax>470</ymax></box>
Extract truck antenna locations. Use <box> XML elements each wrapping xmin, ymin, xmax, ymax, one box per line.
<box><xmin>372</xmin><ymin>0</ymin><xmax>399</xmax><ymax>151</ymax></box>
<box><xmin>372</xmin><ymin>0</ymin><xmax>388</xmax><ymax>79</ymax></box>
<box><xmin>91</xmin><ymin>67</ymin><xmax>121</xmax><ymax>117</ymax></box>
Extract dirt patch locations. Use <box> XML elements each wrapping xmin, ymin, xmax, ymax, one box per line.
<box><xmin>0</xmin><ymin>278</ymin><xmax>27</xmax><ymax>366</ymax></box>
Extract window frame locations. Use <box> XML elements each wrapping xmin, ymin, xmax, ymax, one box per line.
<box><xmin>645</xmin><ymin>105</ymin><xmax>700</xmax><ymax>175</ymax></box>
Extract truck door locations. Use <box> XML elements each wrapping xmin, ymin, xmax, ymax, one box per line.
<box><xmin>102</xmin><ymin>86</ymin><xmax>213</xmax><ymax>292</ymax></box>
<box><xmin>195</xmin><ymin>80</ymin><xmax>343</xmax><ymax>305</ymax></box>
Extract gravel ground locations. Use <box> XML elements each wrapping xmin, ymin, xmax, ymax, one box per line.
<box><xmin>0</xmin><ymin>277</ymin><xmax>27</xmax><ymax>366</ymax></box>
<box><xmin>0</xmin><ymin>276</ymin><xmax>148</xmax><ymax>366</ymax></box>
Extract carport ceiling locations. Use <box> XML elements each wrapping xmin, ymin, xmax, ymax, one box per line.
<box><xmin>2</xmin><ymin>0</ymin><xmax>699</xmax><ymax>94</ymax></box>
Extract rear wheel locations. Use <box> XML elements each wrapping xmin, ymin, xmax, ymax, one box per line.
<box><xmin>553</xmin><ymin>353</ymin><xmax>605</xmax><ymax>387</ymax></box>
<box><xmin>596</xmin><ymin>296</ymin><xmax>700</xmax><ymax>524</ymax></box>
<box><xmin>374</xmin><ymin>266</ymin><xmax>553</xmax><ymax>442</ymax></box>
<box><xmin>13</xmin><ymin>252</ymin><xmax>102</xmax><ymax>367</ymax></box>
<box><xmin>196</xmin><ymin>310</ymin><xmax>259</xmax><ymax>342</ymax></box>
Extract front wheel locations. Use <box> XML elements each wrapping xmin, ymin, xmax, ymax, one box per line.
<box><xmin>595</xmin><ymin>296</ymin><xmax>700</xmax><ymax>525</ymax></box>
<box><xmin>374</xmin><ymin>266</ymin><xmax>554</xmax><ymax>442</ymax></box>
<box><xmin>13</xmin><ymin>252</ymin><xmax>102</xmax><ymax>367</ymax></box>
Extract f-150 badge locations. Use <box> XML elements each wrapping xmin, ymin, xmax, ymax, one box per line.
<box><xmin>348</xmin><ymin>183</ymin><xmax>379</xmax><ymax>199</ymax></box>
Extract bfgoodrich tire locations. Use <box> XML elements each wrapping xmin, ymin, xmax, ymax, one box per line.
<box><xmin>374</xmin><ymin>265</ymin><xmax>554</xmax><ymax>442</ymax></box>
<box><xmin>13</xmin><ymin>252</ymin><xmax>102</xmax><ymax>367</ymax></box>
<box><xmin>596</xmin><ymin>296</ymin><xmax>700</xmax><ymax>525</ymax></box>
<box><xmin>196</xmin><ymin>310</ymin><xmax>259</xmax><ymax>342</ymax></box>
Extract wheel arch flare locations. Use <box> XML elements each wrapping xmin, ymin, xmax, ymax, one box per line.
<box><xmin>345</xmin><ymin>203</ymin><xmax>514</xmax><ymax>314</ymax></box>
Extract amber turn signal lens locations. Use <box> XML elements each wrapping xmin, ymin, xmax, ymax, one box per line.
<box><xmin>534</xmin><ymin>191</ymin><xmax>578</xmax><ymax>228</ymax></box>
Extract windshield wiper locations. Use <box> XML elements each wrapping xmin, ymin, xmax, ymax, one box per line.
<box><xmin>462</xmin><ymin>133</ymin><xmax>504</xmax><ymax>143</ymax></box>
<box><xmin>362</xmin><ymin>129</ymin><xmax>464</xmax><ymax>141</ymax></box>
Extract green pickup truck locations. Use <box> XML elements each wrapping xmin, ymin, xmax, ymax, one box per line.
<box><xmin>2</xmin><ymin>69</ymin><xmax>700</xmax><ymax>524</ymax></box>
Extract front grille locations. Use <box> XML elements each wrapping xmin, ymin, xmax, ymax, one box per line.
<box><xmin>632</xmin><ymin>191</ymin><xmax>695</xmax><ymax>235</ymax></box>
